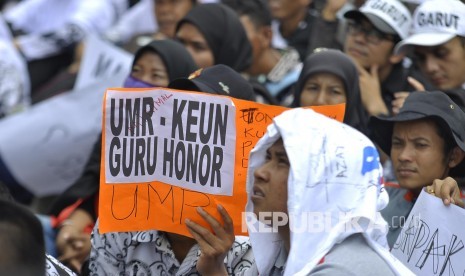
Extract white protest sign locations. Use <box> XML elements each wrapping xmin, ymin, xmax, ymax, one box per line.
<box><xmin>104</xmin><ymin>89</ymin><xmax>236</xmax><ymax>196</ymax></box>
<box><xmin>0</xmin><ymin>75</ymin><xmax>126</xmax><ymax>196</ymax></box>
<box><xmin>74</xmin><ymin>34</ymin><xmax>133</xmax><ymax>90</ymax></box>
<box><xmin>391</xmin><ymin>190</ymin><xmax>465</xmax><ymax>276</ymax></box>
<box><xmin>0</xmin><ymin>14</ymin><xmax>13</xmax><ymax>41</ymax></box>
<box><xmin>400</xmin><ymin>0</ymin><xmax>424</xmax><ymax>4</ymax></box>
<box><xmin>0</xmin><ymin>14</ymin><xmax>30</xmax><ymax>110</ymax></box>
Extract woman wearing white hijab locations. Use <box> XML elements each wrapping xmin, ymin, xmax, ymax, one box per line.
<box><xmin>187</xmin><ymin>108</ymin><xmax>413</xmax><ymax>275</ymax></box>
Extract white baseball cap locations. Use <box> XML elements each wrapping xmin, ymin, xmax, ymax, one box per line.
<box><xmin>395</xmin><ymin>0</ymin><xmax>465</xmax><ymax>54</ymax></box>
<box><xmin>344</xmin><ymin>0</ymin><xmax>413</xmax><ymax>39</ymax></box>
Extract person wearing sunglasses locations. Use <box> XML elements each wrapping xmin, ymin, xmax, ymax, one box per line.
<box><xmin>343</xmin><ymin>0</ymin><xmax>433</xmax><ymax>117</ymax></box>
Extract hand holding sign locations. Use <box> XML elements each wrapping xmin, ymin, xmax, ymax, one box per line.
<box><xmin>185</xmin><ymin>205</ymin><xmax>233</xmax><ymax>276</ymax></box>
<box><xmin>425</xmin><ymin>177</ymin><xmax>464</xmax><ymax>208</ymax></box>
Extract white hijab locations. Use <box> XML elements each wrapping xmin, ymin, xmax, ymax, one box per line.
<box><xmin>245</xmin><ymin>108</ymin><xmax>413</xmax><ymax>276</ymax></box>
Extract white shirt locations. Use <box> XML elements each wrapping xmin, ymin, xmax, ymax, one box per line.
<box><xmin>89</xmin><ymin>221</ymin><xmax>254</xmax><ymax>275</ymax></box>
<box><xmin>104</xmin><ymin>0</ymin><xmax>157</xmax><ymax>44</ymax></box>
<box><xmin>0</xmin><ymin>40</ymin><xmax>30</xmax><ymax>117</ymax></box>
<box><xmin>104</xmin><ymin>0</ymin><xmax>220</xmax><ymax>45</ymax></box>
<box><xmin>5</xmin><ymin>0</ymin><xmax>128</xmax><ymax>60</ymax></box>
<box><xmin>45</xmin><ymin>254</ymin><xmax>77</xmax><ymax>276</ymax></box>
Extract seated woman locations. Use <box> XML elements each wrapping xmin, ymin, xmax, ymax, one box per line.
<box><xmin>293</xmin><ymin>48</ymin><xmax>369</xmax><ymax>136</ymax></box>
<box><xmin>40</xmin><ymin>38</ymin><xmax>199</xmax><ymax>273</ymax></box>
<box><xmin>186</xmin><ymin>108</ymin><xmax>413</xmax><ymax>275</ymax></box>
<box><xmin>369</xmin><ymin>91</ymin><xmax>465</xmax><ymax>247</ymax></box>
<box><xmin>175</xmin><ymin>3</ymin><xmax>252</xmax><ymax>73</ymax></box>
<box><xmin>88</xmin><ymin>64</ymin><xmax>257</xmax><ymax>275</ymax></box>
<box><xmin>174</xmin><ymin>3</ymin><xmax>276</xmax><ymax>104</ymax></box>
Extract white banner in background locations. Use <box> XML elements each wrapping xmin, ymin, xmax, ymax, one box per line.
<box><xmin>400</xmin><ymin>0</ymin><xmax>424</xmax><ymax>4</ymax></box>
<box><xmin>0</xmin><ymin>14</ymin><xmax>13</xmax><ymax>41</ymax></box>
<box><xmin>0</xmin><ymin>14</ymin><xmax>30</xmax><ymax>111</ymax></box>
<box><xmin>74</xmin><ymin>34</ymin><xmax>133</xmax><ymax>90</ymax></box>
<box><xmin>0</xmin><ymin>75</ymin><xmax>126</xmax><ymax>196</ymax></box>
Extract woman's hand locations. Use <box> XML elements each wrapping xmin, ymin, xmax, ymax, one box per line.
<box><xmin>56</xmin><ymin>228</ymin><xmax>91</xmax><ymax>273</ymax></box>
<box><xmin>55</xmin><ymin>208</ymin><xmax>94</xmax><ymax>273</ymax></box>
<box><xmin>185</xmin><ymin>205</ymin><xmax>234</xmax><ymax>276</ymax></box>
<box><xmin>425</xmin><ymin>177</ymin><xmax>464</xmax><ymax>208</ymax></box>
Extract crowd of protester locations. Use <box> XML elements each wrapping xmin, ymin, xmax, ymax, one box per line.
<box><xmin>0</xmin><ymin>0</ymin><xmax>465</xmax><ymax>275</ymax></box>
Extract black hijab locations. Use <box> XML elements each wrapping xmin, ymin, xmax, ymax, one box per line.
<box><xmin>176</xmin><ymin>3</ymin><xmax>252</xmax><ymax>72</ymax></box>
<box><xmin>293</xmin><ymin>49</ymin><xmax>369</xmax><ymax>135</ymax></box>
<box><xmin>133</xmin><ymin>39</ymin><xmax>198</xmax><ymax>81</ymax></box>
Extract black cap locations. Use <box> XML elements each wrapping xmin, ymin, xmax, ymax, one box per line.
<box><xmin>370</xmin><ymin>91</ymin><xmax>465</xmax><ymax>177</ymax></box>
<box><xmin>168</xmin><ymin>64</ymin><xmax>255</xmax><ymax>101</ymax></box>
<box><xmin>445</xmin><ymin>89</ymin><xmax>465</xmax><ymax>113</ymax></box>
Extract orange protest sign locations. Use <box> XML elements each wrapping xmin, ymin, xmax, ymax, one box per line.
<box><xmin>98</xmin><ymin>88</ymin><xmax>345</xmax><ymax>236</ymax></box>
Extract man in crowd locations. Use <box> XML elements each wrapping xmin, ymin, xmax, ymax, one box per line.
<box><xmin>343</xmin><ymin>0</ymin><xmax>432</xmax><ymax>116</ymax></box>
<box><xmin>395</xmin><ymin>0</ymin><xmax>465</xmax><ymax>93</ymax></box>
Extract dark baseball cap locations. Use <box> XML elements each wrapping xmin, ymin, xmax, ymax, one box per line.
<box><xmin>370</xmin><ymin>91</ymin><xmax>465</xmax><ymax>177</ymax></box>
<box><xmin>168</xmin><ymin>64</ymin><xmax>255</xmax><ymax>101</ymax></box>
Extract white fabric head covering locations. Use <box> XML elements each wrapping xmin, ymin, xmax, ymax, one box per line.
<box><xmin>245</xmin><ymin>108</ymin><xmax>413</xmax><ymax>276</ymax></box>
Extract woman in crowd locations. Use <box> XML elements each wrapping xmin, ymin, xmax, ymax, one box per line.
<box><xmin>40</xmin><ymin>38</ymin><xmax>199</xmax><ymax>274</ymax></box>
<box><xmin>89</xmin><ymin>64</ymin><xmax>256</xmax><ymax>275</ymax></box>
<box><xmin>176</xmin><ymin>3</ymin><xmax>292</xmax><ymax>104</ymax></box>
<box><xmin>293</xmin><ymin>48</ymin><xmax>369</xmax><ymax>136</ymax></box>
<box><xmin>175</xmin><ymin>3</ymin><xmax>252</xmax><ymax>73</ymax></box>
